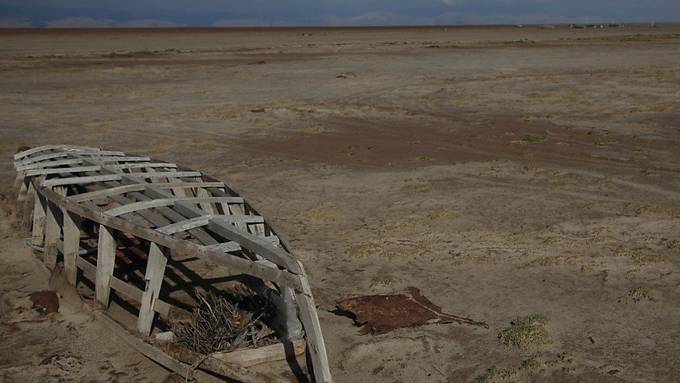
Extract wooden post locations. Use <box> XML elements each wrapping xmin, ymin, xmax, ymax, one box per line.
<box><xmin>95</xmin><ymin>225</ymin><xmax>117</xmax><ymax>307</ymax></box>
<box><xmin>295</xmin><ymin>267</ymin><xmax>333</xmax><ymax>383</ymax></box>
<box><xmin>44</xmin><ymin>201</ymin><xmax>60</xmax><ymax>269</ymax></box>
<box><xmin>62</xmin><ymin>210</ymin><xmax>81</xmax><ymax>286</ymax></box>
<box><xmin>137</xmin><ymin>242</ymin><xmax>168</xmax><ymax>335</ymax></box>
<box><xmin>16</xmin><ymin>179</ymin><xmax>28</xmax><ymax>202</ymax></box>
<box><xmin>31</xmin><ymin>188</ymin><xmax>46</xmax><ymax>247</ymax></box>
<box><xmin>13</xmin><ymin>172</ymin><xmax>24</xmax><ymax>190</ymax></box>
<box><xmin>22</xmin><ymin>182</ymin><xmax>36</xmax><ymax>229</ymax></box>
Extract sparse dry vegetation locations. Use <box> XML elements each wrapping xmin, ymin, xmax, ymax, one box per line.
<box><xmin>173</xmin><ymin>292</ymin><xmax>276</xmax><ymax>354</ymax></box>
<box><xmin>498</xmin><ymin>314</ymin><xmax>551</xmax><ymax>349</ymax></box>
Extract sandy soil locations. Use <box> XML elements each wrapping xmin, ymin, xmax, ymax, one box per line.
<box><xmin>1</xmin><ymin>25</ymin><xmax>680</xmax><ymax>382</ymax></box>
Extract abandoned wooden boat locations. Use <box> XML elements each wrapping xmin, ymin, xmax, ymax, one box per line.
<box><xmin>13</xmin><ymin>145</ymin><xmax>332</xmax><ymax>383</ymax></box>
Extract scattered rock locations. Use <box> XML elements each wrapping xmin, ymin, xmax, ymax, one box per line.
<box><xmin>336</xmin><ymin>72</ymin><xmax>357</xmax><ymax>79</ymax></box>
<box><xmin>40</xmin><ymin>352</ymin><xmax>82</xmax><ymax>373</ymax></box>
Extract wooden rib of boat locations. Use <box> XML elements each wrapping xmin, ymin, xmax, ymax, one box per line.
<box><xmin>13</xmin><ymin>144</ymin><xmax>332</xmax><ymax>383</ymax></box>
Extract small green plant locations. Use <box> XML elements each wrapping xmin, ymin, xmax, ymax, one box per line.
<box><xmin>370</xmin><ymin>272</ymin><xmax>396</xmax><ymax>287</ymax></box>
<box><xmin>498</xmin><ymin>314</ymin><xmax>550</xmax><ymax>349</ymax></box>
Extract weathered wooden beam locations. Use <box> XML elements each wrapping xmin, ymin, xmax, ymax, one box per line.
<box><xmin>26</xmin><ymin>165</ymin><xmax>102</xmax><ymax>177</ymax></box>
<box><xmin>155</xmin><ymin>214</ymin><xmax>265</xmax><ymax>235</ymax></box>
<box><xmin>138</xmin><ymin>243</ymin><xmax>168</xmax><ymax>335</ymax></box>
<box><xmin>77</xmin><ymin>257</ymin><xmax>173</xmax><ymax>317</ymax></box>
<box><xmin>44</xmin><ymin>201</ymin><xmax>61</xmax><ymax>269</ymax></box>
<box><xmin>69</xmin><ymin>184</ymin><xmax>147</xmax><ymax>202</ymax></box>
<box><xmin>156</xmin><ymin>215</ymin><xmax>212</xmax><ymax>235</ymax></box>
<box><xmin>196</xmin><ymin>187</ymin><xmax>217</xmax><ymax>215</ymax></box>
<box><xmin>295</xmin><ymin>269</ymin><xmax>333</xmax><ymax>383</ymax></box>
<box><xmin>204</xmin><ymin>241</ymin><xmax>242</xmax><ymax>253</ymax></box>
<box><xmin>104</xmin><ymin>197</ymin><xmax>245</xmax><ymax>217</ymax></box>
<box><xmin>95</xmin><ymin>225</ymin><xmax>117</xmax><ymax>307</ymax></box>
<box><xmin>109</xmin><ymin>162</ymin><xmax>178</xmax><ymax>170</ymax></box>
<box><xmin>212</xmin><ymin>339</ymin><xmax>306</xmax><ymax>367</ymax></box>
<box><xmin>42</xmin><ymin>174</ymin><xmax>122</xmax><ymax>187</ymax></box>
<box><xmin>31</xmin><ymin>189</ymin><xmax>46</xmax><ymax>247</ymax></box>
<box><xmin>139</xmin><ymin>171</ymin><xmax>202</xmax><ymax>179</ymax></box>
<box><xmin>36</xmin><ymin>184</ymin><xmax>301</xmax><ymax>290</ymax></box>
<box><xmin>62</xmin><ymin>210</ymin><xmax>81</xmax><ymax>286</ymax></box>
<box><xmin>14</xmin><ymin>145</ymin><xmax>62</xmax><ymax>160</ymax></box>
<box><xmin>207</xmin><ymin>217</ymin><xmax>301</xmax><ymax>274</ymax></box>
<box><xmin>125</xmin><ymin>191</ymin><xmax>221</xmax><ymax>246</ymax></box>
<box><xmin>16</xmin><ymin>158</ymin><xmax>84</xmax><ymax>172</ymax></box>
<box><xmin>88</xmin><ymin>156</ymin><xmax>151</xmax><ymax>163</ymax></box>
<box><xmin>155</xmin><ymin>182</ymin><xmax>225</xmax><ymax>189</ymax></box>
<box><xmin>14</xmin><ymin>152</ymin><xmax>68</xmax><ymax>167</ymax></box>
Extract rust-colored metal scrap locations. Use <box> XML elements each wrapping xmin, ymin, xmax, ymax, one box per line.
<box><xmin>337</xmin><ymin>287</ymin><xmax>488</xmax><ymax>335</ymax></box>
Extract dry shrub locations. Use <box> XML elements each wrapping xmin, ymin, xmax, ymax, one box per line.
<box><xmin>173</xmin><ymin>292</ymin><xmax>276</xmax><ymax>354</ymax></box>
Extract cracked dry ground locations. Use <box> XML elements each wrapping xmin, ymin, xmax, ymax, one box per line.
<box><xmin>1</xmin><ymin>26</ymin><xmax>680</xmax><ymax>382</ymax></box>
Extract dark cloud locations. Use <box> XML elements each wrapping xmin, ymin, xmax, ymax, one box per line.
<box><xmin>0</xmin><ymin>0</ymin><xmax>678</xmax><ymax>27</ymax></box>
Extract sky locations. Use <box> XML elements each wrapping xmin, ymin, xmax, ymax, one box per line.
<box><xmin>0</xmin><ymin>0</ymin><xmax>678</xmax><ymax>28</ymax></box>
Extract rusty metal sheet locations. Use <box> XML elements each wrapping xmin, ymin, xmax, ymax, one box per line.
<box><xmin>336</xmin><ymin>287</ymin><xmax>487</xmax><ymax>335</ymax></box>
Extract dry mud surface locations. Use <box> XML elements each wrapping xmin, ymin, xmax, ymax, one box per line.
<box><xmin>1</xmin><ymin>26</ymin><xmax>680</xmax><ymax>382</ymax></box>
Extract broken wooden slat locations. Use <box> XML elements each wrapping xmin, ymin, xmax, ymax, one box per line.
<box><xmin>42</xmin><ymin>174</ymin><xmax>123</xmax><ymax>187</ymax></box>
<box><xmin>137</xmin><ymin>243</ymin><xmax>168</xmax><ymax>335</ymax></box>
<box><xmin>95</xmin><ymin>225</ymin><xmax>117</xmax><ymax>307</ymax></box>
